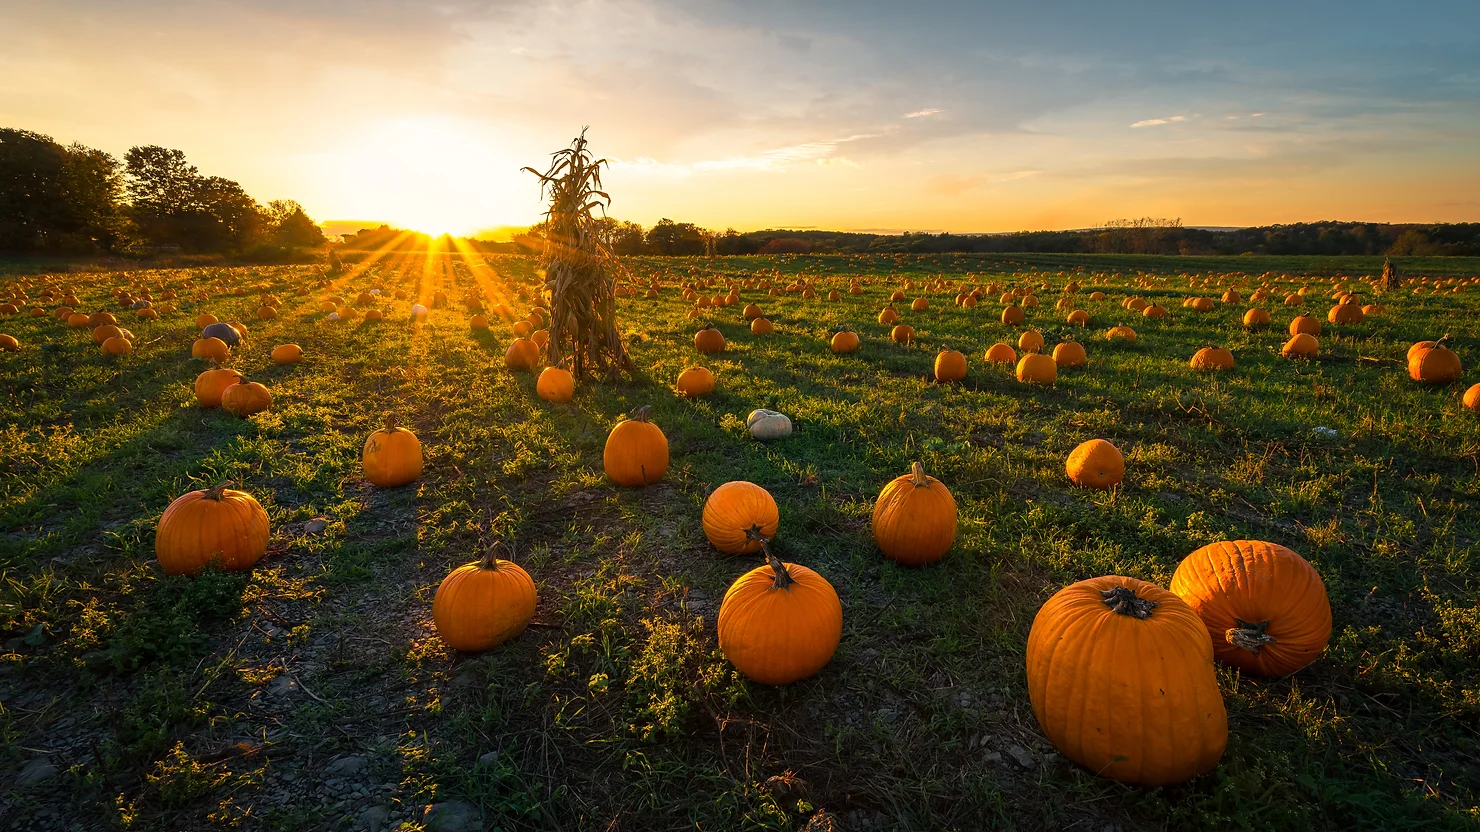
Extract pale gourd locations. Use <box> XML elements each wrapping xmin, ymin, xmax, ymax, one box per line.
<box><xmin>747</xmin><ymin>409</ymin><xmax>793</xmax><ymax>440</ymax></box>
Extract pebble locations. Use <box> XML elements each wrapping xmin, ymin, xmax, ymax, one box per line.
<box><xmin>477</xmin><ymin>751</ymin><xmax>500</xmax><ymax>767</ymax></box>
<box><xmin>1007</xmin><ymin>745</ymin><xmax>1036</xmax><ymax>769</ymax></box>
<box><xmin>423</xmin><ymin>800</ymin><xmax>481</xmax><ymax>832</ymax></box>
<box><xmin>304</xmin><ymin>518</ymin><xmax>330</xmax><ymax>534</ymax></box>
<box><xmin>357</xmin><ymin>805</ymin><xmax>391</xmax><ymax>832</ymax></box>
<box><xmin>325</xmin><ymin>755</ymin><xmax>368</xmax><ymax>776</ymax></box>
<box><xmin>16</xmin><ymin>758</ymin><xmax>58</xmax><ymax>787</ymax></box>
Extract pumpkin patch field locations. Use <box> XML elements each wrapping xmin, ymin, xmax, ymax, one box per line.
<box><xmin>2</xmin><ymin>251</ymin><xmax>1480</xmax><ymax>830</ymax></box>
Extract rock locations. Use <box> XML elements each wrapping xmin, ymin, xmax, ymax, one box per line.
<box><xmin>983</xmin><ymin>751</ymin><xmax>1002</xmax><ymax>764</ymax></box>
<box><xmin>477</xmin><ymin>751</ymin><xmax>500</xmax><ymax>767</ymax></box>
<box><xmin>1007</xmin><ymin>745</ymin><xmax>1036</xmax><ymax>769</ymax></box>
<box><xmin>326</xmin><ymin>755</ymin><xmax>368</xmax><ymax>776</ymax></box>
<box><xmin>304</xmin><ymin>518</ymin><xmax>330</xmax><ymax>535</ymax></box>
<box><xmin>423</xmin><ymin>800</ymin><xmax>481</xmax><ymax>831</ymax></box>
<box><xmin>267</xmin><ymin>675</ymin><xmax>299</xmax><ymax>697</ymax></box>
<box><xmin>16</xmin><ymin>758</ymin><xmax>58</xmax><ymax>786</ymax></box>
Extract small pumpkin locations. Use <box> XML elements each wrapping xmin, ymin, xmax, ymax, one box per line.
<box><xmin>717</xmin><ymin>549</ymin><xmax>842</xmax><ymax>685</ymax></box>
<box><xmin>985</xmin><ymin>342</ymin><xmax>1017</xmax><ymax>363</ymax></box>
<box><xmin>934</xmin><ymin>347</ymin><xmax>966</xmax><ymax>382</ymax></box>
<box><xmin>1065</xmin><ymin>438</ymin><xmax>1124</xmax><ymax>489</ymax></box>
<box><xmin>271</xmin><ymin>344</ymin><xmax>304</xmax><ymax>365</ymax></box>
<box><xmin>676</xmin><ymin>366</ymin><xmax>716</xmax><ymax>397</ymax></box>
<box><xmin>1018</xmin><ymin>330</ymin><xmax>1044</xmax><ymax>353</ymax></box>
<box><xmin>1026</xmin><ymin>576</ymin><xmax>1227</xmax><ymax>785</ymax></box>
<box><xmin>221</xmin><ymin>381</ymin><xmax>272</xmax><ymax>417</ymax></box>
<box><xmin>1052</xmin><ymin>341</ymin><xmax>1087</xmax><ymax>368</ymax></box>
<box><xmin>432</xmin><ymin>544</ymin><xmax>537</xmax><ymax>652</ymax></box>
<box><xmin>910</xmin><ymin>297</ymin><xmax>929</xmax><ymax>311</ymax></box>
<box><xmin>537</xmin><ymin>366</ymin><xmax>575</xmax><ymax>402</ymax></box>
<box><xmin>890</xmin><ymin>324</ymin><xmax>915</xmax><ymax>344</ymax></box>
<box><xmin>155</xmin><ymin>481</ymin><xmax>271</xmax><ymax>576</ymax></box>
<box><xmin>362</xmin><ymin>417</ymin><xmax>423</xmax><ymax>487</ymax></box>
<box><xmin>1190</xmin><ymin>346</ymin><xmax>1235</xmax><ymax>371</ymax></box>
<box><xmin>1170</xmin><ymin>540</ymin><xmax>1331</xmax><ymax>677</ymax></box>
<box><xmin>702</xmin><ymin>481</ymin><xmax>780</xmax><ymax>555</ymax></box>
<box><xmin>101</xmin><ymin>335</ymin><xmax>133</xmax><ymax>356</ymax></box>
<box><xmin>1463</xmin><ymin>383</ymin><xmax>1480</xmax><ymax>410</ymax></box>
<box><xmin>694</xmin><ymin>323</ymin><xmax>726</xmax><ymax>354</ymax></box>
<box><xmin>1242</xmin><ymin>308</ymin><xmax>1271</xmax><ymax>328</ymax></box>
<box><xmin>1105</xmin><ymin>324</ymin><xmax>1137</xmax><ymax>342</ymax></box>
<box><xmin>1066</xmin><ymin>309</ymin><xmax>1089</xmax><ymax>327</ymax></box>
<box><xmin>749</xmin><ymin>317</ymin><xmax>774</xmax><ymax>336</ymax></box>
<box><xmin>1141</xmin><ymin>304</ymin><xmax>1167</xmax><ymax>318</ymax></box>
<box><xmin>743</xmin><ymin>303</ymin><xmax>763</xmax><ymax>320</ymax></box>
<box><xmin>871</xmin><ymin>461</ymin><xmax>957</xmax><ymax>566</ymax></box>
<box><xmin>195</xmin><ymin>367</ymin><xmax>244</xmax><ymax>408</ymax></box>
<box><xmin>0</xmin><ymin>333</ymin><xmax>18</xmax><ymax>352</ymax></box>
<box><xmin>746</xmin><ymin>409</ymin><xmax>792</xmax><ymax>440</ymax></box>
<box><xmin>878</xmin><ymin>306</ymin><xmax>899</xmax><ymax>325</ymax></box>
<box><xmin>603</xmin><ymin>406</ymin><xmax>669</xmax><ymax>487</ymax></box>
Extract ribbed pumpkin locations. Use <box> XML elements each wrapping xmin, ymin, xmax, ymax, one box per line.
<box><xmin>830</xmin><ymin>328</ymin><xmax>860</xmax><ymax>353</ymax></box>
<box><xmin>221</xmin><ymin>381</ymin><xmax>271</xmax><ymax>417</ymax></box>
<box><xmin>1016</xmin><ymin>353</ymin><xmax>1057</xmax><ymax>384</ymax></box>
<box><xmin>1065</xmin><ymin>439</ymin><xmax>1124</xmax><ymax>489</ymax></box>
<box><xmin>504</xmin><ymin>337</ymin><xmax>539</xmax><ymax>371</ymax></box>
<box><xmin>1105</xmin><ymin>324</ymin><xmax>1137</xmax><ymax>342</ymax></box>
<box><xmin>694</xmin><ymin>323</ymin><xmax>726</xmax><ymax>354</ymax></box>
<box><xmin>1242</xmin><ymin>308</ymin><xmax>1271</xmax><ymax>328</ymax></box>
<box><xmin>432</xmin><ymin>545</ymin><xmax>537</xmax><ymax>652</ymax></box>
<box><xmin>536</xmin><ymin>366</ymin><xmax>575</xmax><ymax>402</ymax></box>
<box><xmin>603</xmin><ymin>406</ymin><xmax>669</xmax><ymax>487</ymax></box>
<box><xmin>195</xmin><ymin>367</ymin><xmax>243</xmax><ymax>408</ymax></box>
<box><xmin>362</xmin><ymin>417</ymin><xmax>423</xmax><ymax>487</ymax></box>
<box><xmin>934</xmin><ymin>347</ymin><xmax>966</xmax><ymax>382</ymax></box>
<box><xmin>1026</xmin><ymin>576</ymin><xmax>1227</xmax><ymax>785</ymax></box>
<box><xmin>749</xmin><ymin>317</ymin><xmax>774</xmax><ymax>335</ymax></box>
<box><xmin>1463</xmin><ymin>383</ymin><xmax>1480</xmax><ymax>410</ymax></box>
<box><xmin>1052</xmin><ymin>341</ymin><xmax>1086</xmax><ymax>367</ymax></box>
<box><xmin>702</xmin><ymin>481</ymin><xmax>780</xmax><ymax>555</ymax></box>
<box><xmin>1170</xmin><ymin>540</ymin><xmax>1331</xmax><ymax>677</ymax></box>
<box><xmin>1327</xmin><ymin>303</ymin><xmax>1363</xmax><ymax>325</ymax></box>
<box><xmin>1190</xmin><ymin>346</ymin><xmax>1235</xmax><ymax>371</ymax></box>
<box><xmin>1407</xmin><ymin>339</ymin><xmax>1461</xmax><ymax>384</ymax></box>
<box><xmin>155</xmin><ymin>482</ymin><xmax>271</xmax><ymax>576</ymax></box>
<box><xmin>1281</xmin><ymin>333</ymin><xmax>1318</xmax><ymax>359</ymax></box>
<box><xmin>871</xmin><ymin>462</ymin><xmax>956</xmax><ymax>566</ymax></box>
<box><xmin>676</xmin><ymin>366</ymin><xmax>716</xmax><ymax>397</ymax></box>
<box><xmin>717</xmin><ymin>550</ymin><xmax>842</xmax><ymax>685</ymax></box>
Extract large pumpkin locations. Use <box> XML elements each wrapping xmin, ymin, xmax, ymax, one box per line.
<box><xmin>1190</xmin><ymin>346</ymin><xmax>1235</xmax><ymax>371</ymax></box>
<box><xmin>890</xmin><ymin>324</ymin><xmax>915</xmax><ymax>344</ymax></box>
<box><xmin>1407</xmin><ymin>340</ymin><xmax>1461</xmax><ymax>384</ymax></box>
<box><xmin>1065</xmin><ymin>439</ymin><xmax>1124</xmax><ymax>489</ymax></box>
<box><xmin>1016</xmin><ymin>353</ymin><xmax>1057</xmax><ymax>384</ymax></box>
<box><xmin>934</xmin><ymin>348</ymin><xmax>966</xmax><ymax>382</ymax></box>
<box><xmin>830</xmin><ymin>329</ymin><xmax>860</xmax><ymax>353</ymax></box>
<box><xmin>1026</xmin><ymin>576</ymin><xmax>1227</xmax><ymax>785</ymax></box>
<box><xmin>271</xmin><ymin>344</ymin><xmax>304</xmax><ymax>365</ymax></box>
<box><xmin>362</xmin><ymin>417</ymin><xmax>423</xmax><ymax>487</ymax></box>
<box><xmin>195</xmin><ymin>367</ymin><xmax>243</xmax><ymax>408</ymax></box>
<box><xmin>694</xmin><ymin>323</ymin><xmax>726</xmax><ymax>354</ymax></box>
<box><xmin>717</xmin><ymin>551</ymin><xmax>842</xmax><ymax>685</ymax></box>
<box><xmin>702</xmin><ymin>481</ymin><xmax>780</xmax><ymax>555</ymax></box>
<box><xmin>221</xmin><ymin>381</ymin><xmax>271</xmax><ymax>417</ymax></box>
<box><xmin>603</xmin><ymin>406</ymin><xmax>669</xmax><ymax>487</ymax></box>
<box><xmin>156</xmin><ymin>482</ymin><xmax>271</xmax><ymax>576</ymax></box>
<box><xmin>192</xmin><ymin>337</ymin><xmax>230</xmax><ymax>362</ymax></box>
<box><xmin>432</xmin><ymin>546</ymin><xmax>537</xmax><ymax>652</ymax></box>
<box><xmin>676</xmin><ymin>366</ymin><xmax>716</xmax><ymax>397</ymax></box>
<box><xmin>1052</xmin><ymin>341</ymin><xmax>1086</xmax><ymax>368</ymax></box>
<box><xmin>1170</xmin><ymin>540</ymin><xmax>1331</xmax><ymax>677</ymax></box>
<box><xmin>536</xmin><ymin>366</ymin><xmax>575</xmax><ymax>402</ymax></box>
<box><xmin>871</xmin><ymin>461</ymin><xmax>956</xmax><ymax>566</ymax></box>
<box><xmin>504</xmin><ymin>337</ymin><xmax>539</xmax><ymax>371</ymax></box>
<box><xmin>985</xmin><ymin>342</ymin><xmax>1016</xmax><ymax>363</ymax></box>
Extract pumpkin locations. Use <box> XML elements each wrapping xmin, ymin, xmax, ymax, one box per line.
<box><xmin>1242</xmin><ymin>308</ymin><xmax>1271</xmax><ymax>328</ymax></box>
<box><xmin>1289</xmin><ymin>315</ymin><xmax>1321</xmax><ymax>336</ymax></box>
<box><xmin>271</xmin><ymin>344</ymin><xmax>304</xmax><ymax>365</ymax></box>
<box><xmin>676</xmin><ymin>366</ymin><xmax>716</xmax><ymax>397</ymax></box>
<box><xmin>1190</xmin><ymin>346</ymin><xmax>1235</xmax><ymax>371</ymax></box>
<box><xmin>87</xmin><ymin>311</ymin><xmax>117</xmax><ymax>327</ymax></box>
<box><xmin>0</xmin><ymin>334</ymin><xmax>18</xmax><ymax>352</ymax></box>
<box><xmin>877</xmin><ymin>306</ymin><xmax>900</xmax><ymax>325</ymax></box>
<box><xmin>1170</xmin><ymin>540</ymin><xmax>1331</xmax><ymax>676</ymax></box>
<box><xmin>221</xmin><ymin>381</ymin><xmax>271</xmax><ymax>417</ymax></box>
<box><xmin>362</xmin><ymin>417</ymin><xmax>424</xmax><ymax>487</ymax></box>
<box><xmin>830</xmin><ymin>329</ymin><xmax>860</xmax><ymax>353</ymax></box>
<box><xmin>195</xmin><ymin>367</ymin><xmax>244</xmax><ymax>408</ymax></box>
<box><xmin>1066</xmin><ymin>309</ymin><xmax>1089</xmax><ymax>327</ymax></box>
<box><xmin>155</xmin><ymin>482</ymin><xmax>271</xmax><ymax>576</ymax></box>
<box><xmin>1065</xmin><ymin>438</ymin><xmax>1124</xmax><ymax>489</ymax></box>
<box><xmin>504</xmin><ymin>337</ymin><xmax>539</xmax><ymax>371</ymax></box>
<box><xmin>257</xmin><ymin>305</ymin><xmax>276</xmax><ymax>320</ymax></box>
<box><xmin>536</xmin><ymin>366</ymin><xmax>575</xmax><ymax>402</ymax></box>
<box><xmin>1327</xmin><ymin>303</ymin><xmax>1363</xmax><ymax>325</ymax></box>
<box><xmin>743</xmin><ymin>303</ymin><xmax>763</xmax><ymax>320</ymax></box>
<box><xmin>603</xmin><ymin>406</ymin><xmax>669</xmax><ymax>487</ymax></box>
<box><xmin>67</xmin><ymin>312</ymin><xmax>91</xmax><ymax>328</ymax></box>
<box><xmin>1221</xmin><ymin>289</ymin><xmax>1241</xmax><ymax>304</ymax></box>
<box><xmin>101</xmin><ymin>335</ymin><xmax>132</xmax><ymax>356</ymax></box>
<box><xmin>702</xmin><ymin>481</ymin><xmax>780</xmax><ymax>555</ymax></box>
<box><xmin>747</xmin><ymin>409</ymin><xmax>792</xmax><ymax>440</ymax></box>
<box><xmin>1026</xmin><ymin>575</ymin><xmax>1227</xmax><ymax>785</ymax></box>
<box><xmin>1016</xmin><ymin>353</ymin><xmax>1057</xmax><ymax>384</ymax></box>
<box><xmin>1001</xmin><ymin>304</ymin><xmax>1025</xmax><ymax>325</ymax></box>
<box><xmin>910</xmin><ymin>297</ymin><xmax>929</xmax><ymax>311</ymax></box>
<box><xmin>411</xmin><ymin>304</ymin><xmax>429</xmax><ymax>319</ymax></box>
<box><xmin>1281</xmin><ymin>333</ymin><xmax>1318</xmax><ymax>359</ymax></box>
<box><xmin>202</xmin><ymin>321</ymin><xmax>241</xmax><ymax>347</ymax></box>
<box><xmin>717</xmin><ymin>549</ymin><xmax>842</xmax><ymax>685</ymax></box>
<box><xmin>694</xmin><ymin>323</ymin><xmax>726</xmax><ymax>354</ymax></box>
<box><xmin>1141</xmin><ymin>304</ymin><xmax>1167</xmax><ymax>318</ymax></box>
<box><xmin>749</xmin><ymin>317</ymin><xmax>774</xmax><ymax>336</ymax></box>
<box><xmin>934</xmin><ymin>347</ymin><xmax>966</xmax><ymax>382</ymax></box>
<box><xmin>985</xmin><ymin>342</ymin><xmax>1016</xmax><ymax>363</ymax></box>
<box><xmin>91</xmin><ymin>324</ymin><xmax>122</xmax><ymax>344</ymax></box>
<box><xmin>1052</xmin><ymin>341</ymin><xmax>1086</xmax><ymax>368</ymax></box>
<box><xmin>1407</xmin><ymin>340</ymin><xmax>1461</xmax><ymax>384</ymax></box>
<box><xmin>432</xmin><ymin>545</ymin><xmax>537</xmax><ymax>652</ymax></box>
<box><xmin>1018</xmin><ymin>330</ymin><xmax>1044</xmax><ymax>353</ymax></box>
<box><xmin>1463</xmin><ymin>383</ymin><xmax>1480</xmax><ymax>410</ymax></box>
<box><xmin>890</xmin><ymin>324</ymin><xmax>915</xmax><ymax>344</ymax></box>
<box><xmin>1089</xmin><ymin>291</ymin><xmax>1106</xmax><ymax>301</ymax></box>
<box><xmin>871</xmin><ymin>461</ymin><xmax>956</xmax><ymax>566</ymax></box>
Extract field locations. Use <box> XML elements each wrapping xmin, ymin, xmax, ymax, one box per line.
<box><xmin>2</xmin><ymin>250</ymin><xmax>1478</xmax><ymax>831</ymax></box>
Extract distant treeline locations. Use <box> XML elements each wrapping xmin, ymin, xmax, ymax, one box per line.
<box><xmin>458</xmin><ymin>216</ymin><xmax>1480</xmax><ymax>258</ymax></box>
<box><xmin>0</xmin><ymin>127</ymin><xmax>325</xmax><ymax>256</ymax></box>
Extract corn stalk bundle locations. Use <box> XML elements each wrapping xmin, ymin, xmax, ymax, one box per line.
<box><xmin>522</xmin><ymin>130</ymin><xmax>633</xmax><ymax>379</ymax></box>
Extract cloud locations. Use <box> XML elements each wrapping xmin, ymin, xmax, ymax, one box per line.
<box><xmin>904</xmin><ymin>108</ymin><xmax>943</xmax><ymax>118</ymax></box>
<box><xmin>1130</xmin><ymin>115</ymin><xmax>1189</xmax><ymax>128</ymax></box>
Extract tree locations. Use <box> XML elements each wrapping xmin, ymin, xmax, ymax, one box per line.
<box><xmin>715</xmin><ymin>228</ymin><xmax>759</xmax><ymax>255</ymax></box>
<box><xmin>124</xmin><ymin>145</ymin><xmax>268</xmax><ymax>252</ymax></box>
<box><xmin>266</xmin><ymin>199</ymin><xmax>326</xmax><ymax>247</ymax></box>
<box><xmin>0</xmin><ymin>128</ymin><xmax>122</xmax><ymax>251</ymax></box>
<box><xmin>645</xmin><ymin>218</ymin><xmax>705</xmax><ymax>255</ymax></box>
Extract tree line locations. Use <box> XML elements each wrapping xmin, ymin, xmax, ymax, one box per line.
<box><xmin>0</xmin><ymin>127</ymin><xmax>325</xmax><ymax>256</ymax></box>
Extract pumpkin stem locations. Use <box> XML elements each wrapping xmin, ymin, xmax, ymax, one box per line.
<box><xmin>909</xmin><ymin>461</ymin><xmax>929</xmax><ymax>487</ymax></box>
<box><xmin>203</xmin><ymin>481</ymin><xmax>234</xmax><ymax>501</ymax></box>
<box><xmin>384</xmin><ymin>415</ymin><xmax>398</xmax><ymax>432</ymax></box>
<box><xmin>478</xmin><ymin>542</ymin><xmax>507</xmax><ymax>571</ymax></box>
<box><xmin>1100</xmin><ymin>586</ymin><xmax>1159</xmax><ymax>619</ymax></box>
<box><xmin>1226</xmin><ymin>618</ymin><xmax>1278</xmax><ymax>654</ymax></box>
<box><xmin>630</xmin><ymin>405</ymin><xmax>653</xmax><ymax>423</ymax></box>
<box><xmin>764</xmin><ymin>545</ymin><xmax>795</xmax><ymax>590</ymax></box>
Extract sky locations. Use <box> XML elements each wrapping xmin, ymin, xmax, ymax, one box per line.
<box><xmin>2</xmin><ymin>0</ymin><xmax>1479</xmax><ymax>236</ymax></box>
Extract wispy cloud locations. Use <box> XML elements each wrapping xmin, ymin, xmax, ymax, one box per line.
<box><xmin>1130</xmin><ymin>115</ymin><xmax>1189</xmax><ymax>128</ymax></box>
<box><xmin>904</xmin><ymin>108</ymin><xmax>943</xmax><ymax>118</ymax></box>
<box><xmin>614</xmin><ymin>133</ymin><xmax>880</xmax><ymax>176</ymax></box>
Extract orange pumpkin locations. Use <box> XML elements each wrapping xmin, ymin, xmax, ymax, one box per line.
<box><xmin>694</xmin><ymin>324</ymin><xmax>726</xmax><ymax>354</ymax></box>
<box><xmin>871</xmin><ymin>461</ymin><xmax>956</xmax><ymax>566</ymax></box>
<box><xmin>985</xmin><ymin>342</ymin><xmax>1016</xmax><ymax>363</ymax></box>
<box><xmin>1016</xmin><ymin>353</ymin><xmax>1057</xmax><ymax>384</ymax></box>
<box><xmin>271</xmin><ymin>344</ymin><xmax>304</xmax><ymax>365</ymax></box>
<box><xmin>1027</xmin><ymin>576</ymin><xmax>1226</xmax><ymax>785</ymax></box>
<box><xmin>194</xmin><ymin>367</ymin><xmax>244</xmax><ymax>408</ymax></box>
<box><xmin>192</xmin><ymin>337</ymin><xmax>230</xmax><ymax>362</ymax></box>
<box><xmin>749</xmin><ymin>317</ymin><xmax>774</xmax><ymax>336</ymax></box>
<box><xmin>1190</xmin><ymin>346</ymin><xmax>1235</xmax><ymax>371</ymax></box>
<box><xmin>890</xmin><ymin>324</ymin><xmax>915</xmax><ymax>344</ymax></box>
<box><xmin>1052</xmin><ymin>341</ymin><xmax>1086</xmax><ymax>368</ymax></box>
<box><xmin>155</xmin><ymin>482</ymin><xmax>271</xmax><ymax>576</ymax></box>
<box><xmin>877</xmin><ymin>306</ymin><xmax>900</xmax><ymax>325</ymax></box>
<box><xmin>221</xmin><ymin>381</ymin><xmax>271</xmax><ymax>417</ymax></box>
<box><xmin>101</xmin><ymin>335</ymin><xmax>132</xmax><ymax>356</ymax></box>
<box><xmin>362</xmin><ymin>417</ymin><xmax>423</xmax><ymax>487</ymax></box>
<box><xmin>1242</xmin><ymin>308</ymin><xmax>1271</xmax><ymax>328</ymax></box>
<box><xmin>1281</xmin><ymin>333</ymin><xmax>1318</xmax><ymax>359</ymax></box>
<box><xmin>676</xmin><ymin>366</ymin><xmax>716</xmax><ymax>397</ymax></box>
<box><xmin>1170</xmin><ymin>540</ymin><xmax>1330</xmax><ymax>677</ymax></box>
<box><xmin>1327</xmin><ymin>303</ymin><xmax>1363</xmax><ymax>325</ymax></box>
<box><xmin>1289</xmin><ymin>315</ymin><xmax>1321</xmax><ymax>336</ymax></box>
<box><xmin>934</xmin><ymin>347</ymin><xmax>966</xmax><ymax>382</ymax></box>
<box><xmin>1105</xmin><ymin>325</ymin><xmax>1137</xmax><ymax>342</ymax></box>
<box><xmin>603</xmin><ymin>406</ymin><xmax>669</xmax><ymax>487</ymax></box>
<box><xmin>1001</xmin><ymin>304</ymin><xmax>1025</xmax><ymax>325</ymax></box>
<box><xmin>717</xmin><ymin>551</ymin><xmax>842</xmax><ymax>685</ymax></box>
<box><xmin>1018</xmin><ymin>330</ymin><xmax>1044</xmax><ymax>353</ymax></box>
<box><xmin>536</xmin><ymin>366</ymin><xmax>575</xmax><ymax>402</ymax></box>
<box><xmin>1463</xmin><ymin>383</ymin><xmax>1480</xmax><ymax>410</ymax></box>
<box><xmin>1407</xmin><ymin>340</ymin><xmax>1461</xmax><ymax>384</ymax></box>
<box><xmin>432</xmin><ymin>546</ymin><xmax>537</xmax><ymax>652</ymax></box>
<box><xmin>830</xmin><ymin>329</ymin><xmax>860</xmax><ymax>353</ymax></box>
<box><xmin>504</xmin><ymin>337</ymin><xmax>539</xmax><ymax>371</ymax></box>
<box><xmin>702</xmin><ymin>481</ymin><xmax>780</xmax><ymax>555</ymax></box>
<box><xmin>0</xmin><ymin>334</ymin><xmax>18</xmax><ymax>352</ymax></box>
<box><xmin>1066</xmin><ymin>439</ymin><xmax>1124</xmax><ymax>489</ymax></box>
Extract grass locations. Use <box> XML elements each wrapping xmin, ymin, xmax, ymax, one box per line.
<box><xmin>0</xmin><ymin>250</ymin><xmax>1477</xmax><ymax>831</ymax></box>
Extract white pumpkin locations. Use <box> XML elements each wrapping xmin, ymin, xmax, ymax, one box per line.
<box><xmin>327</xmin><ymin>312</ymin><xmax>341</xmax><ymax>321</ymax></box>
<box><xmin>410</xmin><ymin>304</ymin><xmax>429</xmax><ymax>319</ymax></box>
<box><xmin>747</xmin><ymin>409</ymin><xmax>793</xmax><ymax>440</ymax></box>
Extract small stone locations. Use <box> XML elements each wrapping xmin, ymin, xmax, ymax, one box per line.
<box><xmin>267</xmin><ymin>675</ymin><xmax>299</xmax><ymax>697</ymax></box>
<box><xmin>326</xmin><ymin>756</ymin><xmax>368</xmax><ymax>776</ymax></box>
<box><xmin>16</xmin><ymin>758</ymin><xmax>58</xmax><ymax>786</ymax></box>
<box><xmin>304</xmin><ymin>518</ymin><xmax>330</xmax><ymax>535</ymax></box>
<box><xmin>983</xmin><ymin>751</ymin><xmax>1002</xmax><ymax>764</ymax></box>
<box><xmin>423</xmin><ymin>800</ymin><xmax>481</xmax><ymax>832</ymax></box>
<box><xmin>280</xmin><ymin>771</ymin><xmax>299</xmax><ymax>783</ymax></box>
<box><xmin>357</xmin><ymin>805</ymin><xmax>391</xmax><ymax>832</ymax></box>
<box><xmin>477</xmin><ymin>751</ymin><xmax>500</xmax><ymax>767</ymax></box>
<box><xmin>1007</xmin><ymin>745</ymin><xmax>1036</xmax><ymax>769</ymax></box>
